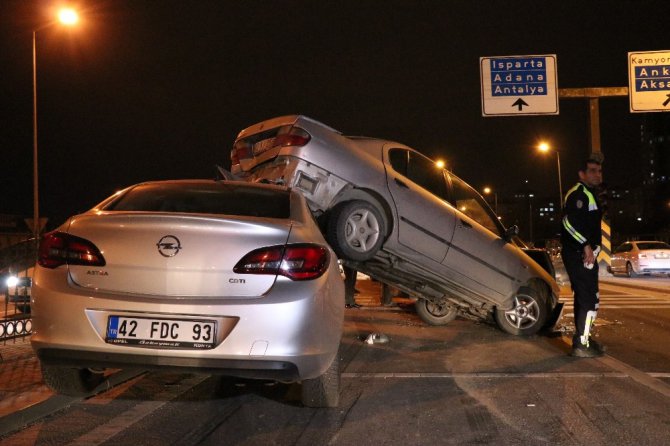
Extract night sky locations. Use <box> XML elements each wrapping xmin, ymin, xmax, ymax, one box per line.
<box><xmin>2</xmin><ymin>0</ymin><xmax>668</xmax><ymax>229</ymax></box>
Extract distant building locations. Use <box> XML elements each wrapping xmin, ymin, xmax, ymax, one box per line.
<box><xmin>608</xmin><ymin>113</ymin><xmax>670</xmax><ymax>244</ymax></box>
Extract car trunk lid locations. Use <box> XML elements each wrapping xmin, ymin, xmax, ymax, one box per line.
<box><xmin>66</xmin><ymin>213</ymin><xmax>292</xmax><ymax>298</ymax></box>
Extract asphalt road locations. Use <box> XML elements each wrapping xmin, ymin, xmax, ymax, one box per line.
<box><xmin>1</xmin><ymin>276</ymin><xmax>669</xmax><ymax>445</ymax></box>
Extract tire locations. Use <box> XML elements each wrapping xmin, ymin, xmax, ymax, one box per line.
<box><xmin>41</xmin><ymin>364</ymin><xmax>105</xmax><ymax>396</ymax></box>
<box><xmin>415</xmin><ymin>298</ymin><xmax>457</xmax><ymax>326</ymax></box>
<box><xmin>626</xmin><ymin>262</ymin><xmax>637</xmax><ymax>278</ymax></box>
<box><xmin>327</xmin><ymin>200</ymin><xmax>386</xmax><ymax>261</ymax></box>
<box><xmin>301</xmin><ymin>355</ymin><xmax>340</xmax><ymax>408</ymax></box>
<box><xmin>494</xmin><ymin>286</ymin><xmax>547</xmax><ymax>336</ymax></box>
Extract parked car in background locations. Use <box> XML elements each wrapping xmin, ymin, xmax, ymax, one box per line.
<box><xmin>31</xmin><ymin>180</ymin><xmax>344</xmax><ymax>407</ymax></box>
<box><xmin>609</xmin><ymin>240</ymin><xmax>670</xmax><ymax>277</ymax></box>
<box><xmin>231</xmin><ymin>115</ymin><xmax>561</xmax><ymax>336</ymax></box>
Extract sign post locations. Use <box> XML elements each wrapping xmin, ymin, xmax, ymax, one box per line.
<box><xmin>628</xmin><ymin>50</ymin><xmax>670</xmax><ymax>113</ymax></box>
<box><xmin>480</xmin><ymin>54</ymin><xmax>559</xmax><ymax>117</ymax></box>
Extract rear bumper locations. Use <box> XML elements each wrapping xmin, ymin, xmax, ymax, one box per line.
<box><xmin>638</xmin><ymin>268</ymin><xmax>670</xmax><ymax>274</ymax></box>
<box><xmin>36</xmin><ymin>348</ymin><xmax>300</xmax><ymax>381</ymax></box>
<box><xmin>31</xmin><ymin>265</ymin><xmax>344</xmax><ymax>381</ymax></box>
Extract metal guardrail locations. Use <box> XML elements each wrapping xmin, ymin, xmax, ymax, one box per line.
<box><xmin>1</xmin><ymin>239</ymin><xmax>36</xmax><ymax>343</ymax></box>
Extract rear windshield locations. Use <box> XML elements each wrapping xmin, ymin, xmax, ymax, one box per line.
<box><xmin>637</xmin><ymin>242</ymin><xmax>670</xmax><ymax>250</ymax></box>
<box><xmin>103</xmin><ymin>182</ymin><xmax>290</xmax><ymax>218</ymax></box>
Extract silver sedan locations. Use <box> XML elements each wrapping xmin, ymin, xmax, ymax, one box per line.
<box><xmin>231</xmin><ymin>115</ymin><xmax>561</xmax><ymax>336</ymax></box>
<box><xmin>610</xmin><ymin>240</ymin><xmax>670</xmax><ymax>277</ymax></box>
<box><xmin>31</xmin><ymin>180</ymin><xmax>344</xmax><ymax>407</ymax></box>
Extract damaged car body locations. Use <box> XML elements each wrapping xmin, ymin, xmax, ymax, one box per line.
<box><xmin>231</xmin><ymin>115</ymin><xmax>562</xmax><ymax>336</ymax></box>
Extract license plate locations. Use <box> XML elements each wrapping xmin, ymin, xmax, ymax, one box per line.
<box><xmin>252</xmin><ymin>137</ymin><xmax>276</xmax><ymax>156</ymax></box>
<box><xmin>106</xmin><ymin>316</ymin><xmax>216</xmax><ymax>349</ymax></box>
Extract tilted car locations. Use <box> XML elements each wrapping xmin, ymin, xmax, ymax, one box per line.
<box><xmin>31</xmin><ymin>180</ymin><xmax>344</xmax><ymax>407</ymax></box>
<box><xmin>609</xmin><ymin>240</ymin><xmax>670</xmax><ymax>277</ymax></box>
<box><xmin>231</xmin><ymin>115</ymin><xmax>562</xmax><ymax>336</ymax></box>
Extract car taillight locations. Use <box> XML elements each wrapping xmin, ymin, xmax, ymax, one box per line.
<box><xmin>234</xmin><ymin>243</ymin><xmax>329</xmax><ymax>281</ymax></box>
<box><xmin>231</xmin><ymin>141</ymin><xmax>252</xmax><ymax>166</ymax></box>
<box><xmin>274</xmin><ymin>127</ymin><xmax>311</xmax><ymax>148</ymax></box>
<box><xmin>38</xmin><ymin>231</ymin><xmax>106</xmax><ymax>269</ymax></box>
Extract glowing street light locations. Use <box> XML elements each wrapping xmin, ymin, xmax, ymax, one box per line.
<box><xmin>435</xmin><ymin>159</ymin><xmax>446</xmax><ymax>169</ymax></box>
<box><xmin>58</xmin><ymin>8</ymin><xmax>79</xmax><ymax>25</ymax></box>
<box><xmin>32</xmin><ymin>8</ymin><xmax>80</xmax><ymax>238</ymax></box>
<box><xmin>537</xmin><ymin>141</ymin><xmax>563</xmax><ymax>207</ymax></box>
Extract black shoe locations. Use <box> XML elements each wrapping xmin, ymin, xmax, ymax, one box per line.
<box><xmin>345</xmin><ymin>303</ymin><xmax>362</xmax><ymax>309</ymax></box>
<box><xmin>589</xmin><ymin>338</ymin><xmax>607</xmax><ymax>354</ymax></box>
<box><xmin>570</xmin><ymin>342</ymin><xmax>604</xmax><ymax>358</ymax></box>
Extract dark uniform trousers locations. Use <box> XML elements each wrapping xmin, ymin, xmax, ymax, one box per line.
<box><xmin>562</xmin><ymin>245</ymin><xmax>600</xmax><ymax>342</ymax></box>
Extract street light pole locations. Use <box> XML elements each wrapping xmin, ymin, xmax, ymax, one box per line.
<box><xmin>538</xmin><ymin>142</ymin><xmax>563</xmax><ymax>209</ymax></box>
<box><xmin>483</xmin><ymin>187</ymin><xmax>498</xmax><ymax>215</ymax></box>
<box><xmin>556</xmin><ymin>150</ymin><xmax>563</xmax><ymax>207</ymax></box>
<box><xmin>32</xmin><ymin>30</ymin><xmax>39</xmax><ymax>239</ymax></box>
<box><xmin>31</xmin><ymin>9</ymin><xmax>79</xmax><ymax>240</ymax></box>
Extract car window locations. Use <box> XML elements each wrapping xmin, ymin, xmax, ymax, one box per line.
<box><xmin>448</xmin><ymin>174</ymin><xmax>502</xmax><ymax>236</ymax></box>
<box><xmin>388</xmin><ymin>148</ymin><xmax>447</xmax><ymax>199</ymax></box>
<box><xmin>637</xmin><ymin>242</ymin><xmax>670</xmax><ymax>250</ymax></box>
<box><xmin>615</xmin><ymin>243</ymin><xmax>633</xmax><ymax>253</ymax></box>
<box><xmin>103</xmin><ymin>182</ymin><xmax>291</xmax><ymax>218</ymax></box>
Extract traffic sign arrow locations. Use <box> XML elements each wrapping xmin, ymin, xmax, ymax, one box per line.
<box><xmin>512</xmin><ymin>98</ymin><xmax>529</xmax><ymax>111</ymax></box>
<box><xmin>663</xmin><ymin>94</ymin><xmax>670</xmax><ymax>107</ymax></box>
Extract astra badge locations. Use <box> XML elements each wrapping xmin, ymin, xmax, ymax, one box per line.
<box><xmin>157</xmin><ymin>235</ymin><xmax>182</xmax><ymax>257</ymax></box>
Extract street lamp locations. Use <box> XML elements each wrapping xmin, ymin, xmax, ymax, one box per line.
<box><xmin>538</xmin><ymin>142</ymin><xmax>563</xmax><ymax>208</ymax></box>
<box><xmin>483</xmin><ymin>186</ymin><xmax>498</xmax><ymax>215</ymax></box>
<box><xmin>32</xmin><ymin>8</ymin><xmax>79</xmax><ymax>238</ymax></box>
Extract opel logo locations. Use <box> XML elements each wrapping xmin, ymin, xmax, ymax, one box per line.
<box><xmin>157</xmin><ymin>235</ymin><xmax>182</xmax><ymax>257</ymax></box>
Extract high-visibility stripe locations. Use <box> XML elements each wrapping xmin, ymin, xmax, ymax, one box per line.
<box><xmin>563</xmin><ymin>183</ymin><xmax>599</xmax><ymax>246</ymax></box>
<box><xmin>563</xmin><ymin>216</ymin><xmax>587</xmax><ymax>244</ymax></box>
<box><xmin>563</xmin><ymin>184</ymin><xmax>581</xmax><ymax>207</ymax></box>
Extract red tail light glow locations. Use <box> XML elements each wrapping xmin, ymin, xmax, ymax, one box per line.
<box><xmin>234</xmin><ymin>243</ymin><xmax>329</xmax><ymax>281</ymax></box>
<box><xmin>38</xmin><ymin>231</ymin><xmax>106</xmax><ymax>269</ymax></box>
<box><xmin>274</xmin><ymin>127</ymin><xmax>311</xmax><ymax>148</ymax></box>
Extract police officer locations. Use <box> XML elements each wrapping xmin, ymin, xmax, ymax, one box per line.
<box><xmin>561</xmin><ymin>157</ymin><xmax>606</xmax><ymax>357</ymax></box>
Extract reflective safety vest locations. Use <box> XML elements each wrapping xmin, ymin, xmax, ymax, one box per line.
<box><xmin>562</xmin><ymin>183</ymin><xmax>600</xmax><ymax>247</ymax></box>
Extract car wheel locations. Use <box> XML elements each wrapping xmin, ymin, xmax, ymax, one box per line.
<box><xmin>301</xmin><ymin>355</ymin><xmax>340</xmax><ymax>408</ymax></box>
<box><xmin>327</xmin><ymin>200</ymin><xmax>386</xmax><ymax>261</ymax></box>
<box><xmin>626</xmin><ymin>262</ymin><xmax>637</xmax><ymax>278</ymax></box>
<box><xmin>41</xmin><ymin>365</ymin><xmax>105</xmax><ymax>396</ymax></box>
<box><xmin>494</xmin><ymin>286</ymin><xmax>547</xmax><ymax>336</ymax></box>
<box><xmin>415</xmin><ymin>298</ymin><xmax>458</xmax><ymax>325</ymax></box>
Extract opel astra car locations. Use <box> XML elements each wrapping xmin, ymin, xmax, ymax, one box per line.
<box><xmin>610</xmin><ymin>240</ymin><xmax>670</xmax><ymax>277</ymax></box>
<box><xmin>230</xmin><ymin>115</ymin><xmax>561</xmax><ymax>336</ymax></box>
<box><xmin>31</xmin><ymin>180</ymin><xmax>344</xmax><ymax>407</ymax></box>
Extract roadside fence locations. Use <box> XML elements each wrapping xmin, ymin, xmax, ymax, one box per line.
<box><xmin>1</xmin><ymin>240</ymin><xmax>36</xmax><ymax>344</ymax></box>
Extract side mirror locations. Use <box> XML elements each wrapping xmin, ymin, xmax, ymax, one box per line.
<box><xmin>504</xmin><ymin>225</ymin><xmax>519</xmax><ymax>241</ymax></box>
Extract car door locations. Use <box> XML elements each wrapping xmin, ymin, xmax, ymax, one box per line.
<box><xmin>442</xmin><ymin>173</ymin><xmax>523</xmax><ymax>299</ymax></box>
<box><xmin>384</xmin><ymin>147</ymin><xmax>457</xmax><ymax>266</ymax></box>
<box><xmin>611</xmin><ymin>243</ymin><xmax>631</xmax><ymax>272</ymax></box>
